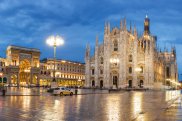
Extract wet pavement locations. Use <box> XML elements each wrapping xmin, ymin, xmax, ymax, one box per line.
<box><xmin>0</xmin><ymin>89</ymin><xmax>181</xmax><ymax>121</ymax></box>
<box><xmin>0</xmin><ymin>87</ymin><xmax>109</xmax><ymax>96</ymax></box>
<box><xmin>156</xmin><ymin>95</ymin><xmax>182</xmax><ymax>121</ymax></box>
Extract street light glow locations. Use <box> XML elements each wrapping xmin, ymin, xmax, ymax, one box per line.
<box><xmin>46</xmin><ymin>35</ymin><xmax>64</xmax><ymax>46</ymax></box>
<box><xmin>46</xmin><ymin>35</ymin><xmax>64</xmax><ymax>86</ymax></box>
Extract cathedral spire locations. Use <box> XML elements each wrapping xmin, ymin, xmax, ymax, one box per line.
<box><xmin>123</xmin><ymin>18</ymin><xmax>127</xmax><ymax>31</ymax></box>
<box><xmin>164</xmin><ymin>44</ymin><xmax>168</xmax><ymax>52</ymax></box>
<box><xmin>120</xmin><ymin>19</ymin><xmax>122</xmax><ymax>30</ymax></box>
<box><xmin>95</xmin><ymin>35</ymin><xmax>98</xmax><ymax>47</ymax></box>
<box><xmin>171</xmin><ymin>45</ymin><xmax>176</xmax><ymax>56</ymax></box>
<box><xmin>107</xmin><ymin>22</ymin><xmax>110</xmax><ymax>33</ymax></box>
<box><xmin>104</xmin><ymin>21</ymin><xmax>110</xmax><ymax>35</ymax></box>
<box><xmin>144</xmin><ymin>15</ymin><xmax>150</xmax><ymax>35</ymax></box>
<box><xmin>134</xmin><ymin>25</ymin><xmax>137</xmax><ymax>37</ymax></box>
<box><xmin>104</xmin><ymin>21</ymin><xmax>107</xmax><ymax>34</ymax></box>
<box><xmin>85</xmin><ymin>43</ymin><xmax>90</xmax><ymax>58</ymax></box>
<box><xmin>130</xmin><ymin>22</ymin><xmax>132</xmax><ymax>33</ymax></box>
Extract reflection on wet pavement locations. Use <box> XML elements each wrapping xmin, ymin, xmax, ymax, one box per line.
<box><xmin>156</xmin><ymin>95</ymin><xmax>182</xmax><ymax>121</ymax></box>
<box><xmin>0</xmin><ymin>90</ymin><xmax>181</xmax><ymax>121</ymax></box>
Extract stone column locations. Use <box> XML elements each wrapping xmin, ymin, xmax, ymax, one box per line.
<box><xmin>7</xmin><ymin>74</ymin><xmax>11</xmax><ymax>85</ymax></box>
<box><xmin>17</xmin><ymin>73</ymin><xmax>20</xmax><ymax>87</ymax></box>
<box><xmin>30</xmin><ymin>68</ymin><xmax>33</xmax><ymax>84</ymax></box>
<box><xmin>37</xmin><ymin>75</ymin><xmax>40</xmax><ymax>86</ymax></box>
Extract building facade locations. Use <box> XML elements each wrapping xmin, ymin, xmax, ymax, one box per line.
<box><xmin>39</xmin><ymin>58</ymin><xmax>85</xmax><ymax>87</ymax></box>
<box><xmin>0</xmin><ymin>46</ymin><xmax>85</xmax><ymax>87</ymax></box>
<box><xmin>1</xmin><ymin>45</ymin><xmax>41</xmax><ymax>86</ymax></box>
<box><xmin>85</xmin><ymin>16</ymin><xmax>178</xmax><ymax>89</ymax></box>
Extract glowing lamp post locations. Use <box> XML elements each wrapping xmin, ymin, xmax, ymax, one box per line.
<box><xmin>46</xmin><ymin>35</ymin><xmax>64</xmax><ymax>88</ymax></box>
<box><xmin>0</xmin><ymin>73</ymin><xmax>3</xmax><ymax>87</ymax></box>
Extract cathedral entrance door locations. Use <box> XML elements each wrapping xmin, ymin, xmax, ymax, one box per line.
<box><xmin>92</xmin><ymin>80</ymin><xmax>95</xmax><ymax>87</ymax></box>
<box><xmin>113</xmin><ymin>76</ymin><xmax>118</xmax><ymax>89</ymax></box>
<box><xmin>128</xmin><ymin>80</ymin><xmax>132</xmax><ymax>88</ymax></box>
<box><xmin>100</xmin><ymin>80</ymin><xmax>103</xmax><ymax>88</ymax></box>
<box><xmin>139</xmin><ymin>80</ymin><xmax>143</xmax><ymax>88</ymax></box>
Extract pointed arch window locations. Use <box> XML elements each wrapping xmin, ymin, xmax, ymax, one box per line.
<box><xmin>144</xmin><ymin>40</ymin><xmax>146</xmax><ymax>49</ymax></box>
<box><xmin>140</xmin><ymin>66</ymin><xmax>143</xmax><ymax>73</ymax></box>
<box><xmin>91</xmin><ymin>69</ymin><xmax>95</xmax><ymax>75</ymax></box>
<box><xmin>100</xmin><ymin>69</ymin><xmax>103</xmax><ymax>74</ymax></box>
<box><xmin>129</xmin><ymin>67</ymin><xmax>132</xmax><ymax>74</ymax></box>
<box><xmin>129</xmin><ymin>55</ymin><xmax>132</xmax><ymax>62</ymax></box>
<box><xmin>100</xmin><ymin>57</ymin><xmax>104</xmax><ymax>64</ymax></box>
<box><xmin>113</xmin><ymin>40</ymin><xmax>118</xmax><ymax>51</ymax></box>
<box><xmin>166</xmin><ymin>67</ymin><xmax>170</xmax><ymax>78</ymax></box>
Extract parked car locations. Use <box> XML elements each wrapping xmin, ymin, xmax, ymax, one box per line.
<box><xmin>4</xmin><ymin>84</ymin><xmax>9</xmax><ymax>87</ymax></box>
<box><xmin>10</xmin><ymin>84</ymin><xmax>17</xmax><ymax>87</ymax></box>
<box><xmin>53</xmin><ymin>87</ymin><xmax>73</xmax><ymax>96</ymax></box>
<box><xmin>30</xmin><ymin>84</ymin><xmax>36</xmax><ymax>87</ymax></box>
<box><xmin>47</xmin><ymin>87</ymin><xmax>58</xmax><ymax>93</ymax></box>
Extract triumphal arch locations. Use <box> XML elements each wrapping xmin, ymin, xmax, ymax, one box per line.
<box><xmin>6</xmin><ymin>45</ymin><xmax>40</xmax><ymax>86</ymax></box>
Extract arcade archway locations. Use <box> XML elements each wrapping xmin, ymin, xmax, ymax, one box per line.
<box><xmin>19</xmin><ymin>59</ymin><xmax>31</xmax><ymax>86</ymax></box>
<box><xmin>11</xmin><ymin>74</ymin><xmax>17</xmax><ymax>84</ymax></box>
<box><xmin>32</xmin><ymin>75</ymin><xmax>37</xmax><ymax>84</ymax></box>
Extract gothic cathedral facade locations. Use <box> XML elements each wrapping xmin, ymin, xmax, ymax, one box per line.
<box><xmin>85</xmin><ymin>16</ymin><xmax>178</xmax><ymax>89</ymax></box>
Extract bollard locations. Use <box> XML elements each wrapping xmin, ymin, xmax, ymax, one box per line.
<box><xmin>75</xmin><ymin>89</ymin><xmax>78</xmax><ymax>95</ymax></box>
<box><xmin>2</xmin><ymin>89</ymin><xmax>6</xmax><ymax>96</ymax></box>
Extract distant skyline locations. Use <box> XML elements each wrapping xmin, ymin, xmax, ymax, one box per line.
<box><xmin>0</xmin><ymin>0</ymin><xmax>182</xmax><ymax>79</ymax></box>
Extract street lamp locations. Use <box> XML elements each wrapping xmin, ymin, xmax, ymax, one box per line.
<box><xmin>46</xmin><ymin>35</ymin><xmax>64</xmax><ymax>88</ymax></box>
<box><xmin>0</xmin><ymin>73</ymin><xmax>3</xmax><ymax>87</ymax></box>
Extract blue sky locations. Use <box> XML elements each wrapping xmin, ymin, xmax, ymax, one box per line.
<box><xmin>0</xmin><ymin>0</ymin><xmax>182</xmax><ymax>78</ymax></box>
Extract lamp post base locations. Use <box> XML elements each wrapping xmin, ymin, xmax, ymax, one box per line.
<box><xmin>51</xmin><ymin>78</ymin><xmax>58</xmax><ymax>88</ymax></box>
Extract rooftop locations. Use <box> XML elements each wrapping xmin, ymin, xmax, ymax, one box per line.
<box><xmin>7</xmin><ymin>45</ymin><xmax>40</xmax><ymax>52</ymax></box>
<box><xmin>40</xmin><ymin>58</ymin><xmax>85</xmax><ymax>65</ymax></box>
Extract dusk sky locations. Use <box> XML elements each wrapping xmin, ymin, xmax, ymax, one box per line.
<box><xmin>0</xmin><ymin>0</ymin><xmax>182</xmax><ymax>78</ymax></box>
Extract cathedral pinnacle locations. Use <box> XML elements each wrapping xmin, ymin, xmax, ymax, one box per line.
<box><xmin>107</xmin><ymin>22</ymin><xmax>110</xmax><ymax>33</ymax></box>
<box><xmin>130</xmin><ymin>22</ymin><xmax>132</xmax><ymax>33</ymax></box>
<box><xmin>123</xmin><ymin>18</ymin><xmax>127</xmax><ymax>31</ymax></box>
<box><xmin>146</xmin><ymin>14</ymin><xmax>148</xmax><ymax>18</ymax></box>
<box><xmin>96</xmin><ymin>35</ymin><xmax>98</xmax><ymax>46</ymax></box>
<box><xmin>104</xmin><ymin>21</ymin><xmax>110</xmax><ymax>34</ymax></box>
<box><xmin>144</xmin><ymin>15</ymin><xmax>150</xmax><ymax>35</ymax></box>
<box><xmin>134</xmin><ymin>25</ymin><xmax>137</xmax><ymax>37</ymax></box>
<box><xmin>120</xmin><ymin>19</ymin><xmax>122</xmax><ymax>30</ymax></box>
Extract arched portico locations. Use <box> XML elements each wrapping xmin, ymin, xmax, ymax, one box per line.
<box><xmin>19</xmin><ymin>59</ymin><xmax>31</xmax><ymax>86</ymax></box>
<box><xmin>32</xmin><ymin>75</ymin><xmax>38</xmax><ymax>84</ymax></box>
<box><xmin>11</xmin><ymin>74</ymin><xmax>17</xmax><ymax>84</ymax></box>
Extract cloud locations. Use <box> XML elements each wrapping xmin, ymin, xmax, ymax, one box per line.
<box><xmin>0</xmin><ymin>0</ymin><xmax>182</xmax><ymax>76</ymax></box>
